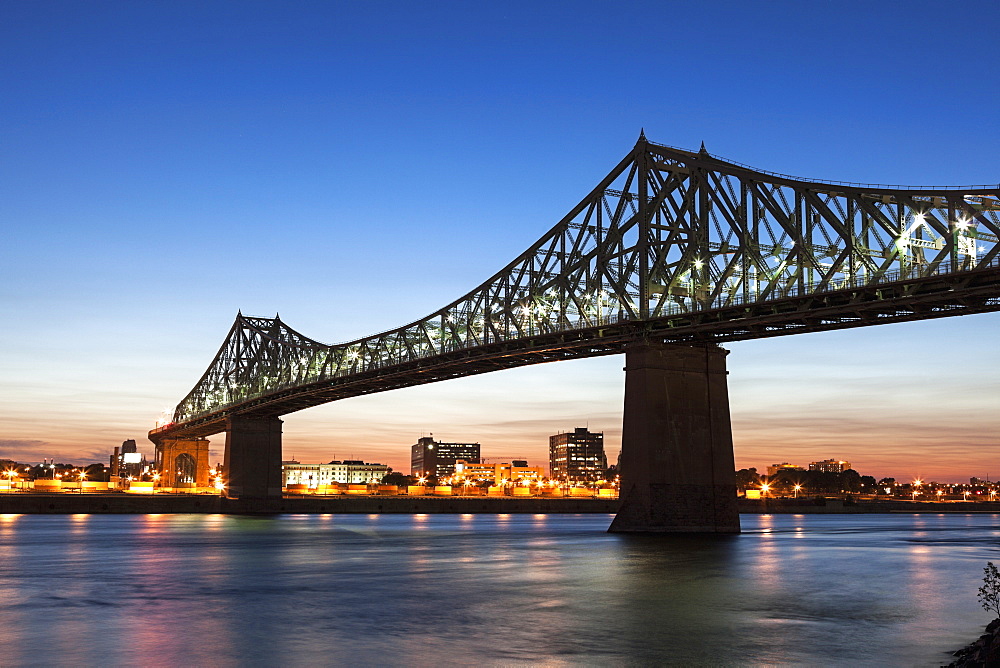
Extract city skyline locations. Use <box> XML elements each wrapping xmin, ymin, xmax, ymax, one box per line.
<box><xmin>3</xmin><ymin>2</ymin><xmax>999</xmax><ymax>483</ymax></box>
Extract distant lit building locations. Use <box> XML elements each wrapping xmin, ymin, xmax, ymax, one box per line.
<box><xmin>549</xmin><ymin>428</ymin><xmax>607</xmax><ymax>482</ymax></box>
<box><xmin>110</xmin><ymin>439</ymin><xmax>147</xmax><ymax>482</ymax></box>
<box><xmin>809</xmin><ymin>459</ymin><xmax>852</xmax><ymax>473</ymax></box>
<box><xmin>767</xmin><ymin>463</ymin><xmax>804</xmax><ymax>476</ymax></box>
<box><xmin>282</xmin><ymin>460</ymin><xmax>390</xmax><ymax>487</ymax></box>
<box><xmin>411</xmin><ymin>437</ymin><xmax>480</xmax><ymax>478</ymax></box>
<box><xmin>453</xmin><ymin>459</ymin><xmax>546</xmax><ymax>485</ymax></box>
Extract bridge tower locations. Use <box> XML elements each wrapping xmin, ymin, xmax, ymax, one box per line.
<box><xmin>610</xmin><ymin>135</ymin><xmax>739</xmax><ymax>532</ymax></box>
<box><xmin>155</xmin><ymin>437</ymin><xmax>211</xmax><ymax>492</ymax></box>
<box><xmin>609</xmin><ymin>341</ymin><xmax>740</xmax><ymax>533</ymax></box>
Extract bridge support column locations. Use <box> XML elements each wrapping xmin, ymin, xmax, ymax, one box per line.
<box><xmin>609</xmin><ymin>341</ymin><xmax>740</xmax><ymax>534</ymax></box>
<box><xmin>223</xmin><ymin>416</ymin><xmax>283</xmax><ymax>499</ymax></box>
<box><xmin>155</xmin><ymin>438</ymin><xmax>211</xmax><ymax>491</ymax></box>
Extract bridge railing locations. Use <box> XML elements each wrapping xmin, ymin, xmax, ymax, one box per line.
<box><xmin>656</xmin><ymin>254</ymin><xmax>1000</xmax><ymax>318</ymax></box>
<box><xmin>648</xmin><ymin>139</ymin><xmax>1000</xmax><ymax>192</ymax></box>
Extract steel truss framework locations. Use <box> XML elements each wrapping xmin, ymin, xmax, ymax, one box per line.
<box><xmin>151</xmin><ymin>136</ymin><xmax>1000</xmax><ymax>442</ymax></box>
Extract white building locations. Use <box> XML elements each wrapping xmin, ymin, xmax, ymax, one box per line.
<box><xmin>282</xmin><ymin>460</ymin><xmax>391</xmax><ymax>487</ymax></box>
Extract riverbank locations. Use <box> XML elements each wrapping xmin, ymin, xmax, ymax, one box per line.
<box><xmin>739</xmin><ymin>497</ymin><xmax>1000</xmax><ymax>514</ymax></box>
<box><xmin>2</xmin><ymin>492</ymin><xmax>999</xmax><ymax>515</ymax></box>
<box><xmin>948</xmin><ymin>618</ymin><xmax>1000</xmax><ymax>666</ymax></box>
<box><xmin>0</xmin><ymin>492</ymin><xmax>620</xmax><ymax>514</ymax></box>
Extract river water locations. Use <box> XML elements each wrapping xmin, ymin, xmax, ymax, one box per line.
<box><xmin>0</xmin><ymin>512</ymin><xmax>997</xmax><ymax>666</ymax></box>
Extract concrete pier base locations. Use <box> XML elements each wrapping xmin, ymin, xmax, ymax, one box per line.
<box><xmin>155</xmin><ymin>438</ymin><xmax>211</xmax><ymax>490</ymax></box>
<box><xmin>224</xmin><ymin>416</ymin><xmax>283</xmax><ymax>499</ymax></box>
<box><xmin>609</xmin><ymin>341</ymin><xmax>740</xmax><ymax>533</ymax></box>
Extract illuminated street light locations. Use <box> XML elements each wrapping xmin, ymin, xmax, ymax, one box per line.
<box><xmin>793</xmin><ymin>484</ymin><xmax>802</xmax><ymax>498</ymax></box>
<box><xmin>760</xmin><ymin>483</ymin><xmax>770</xmax><ymax>498</ymax></box>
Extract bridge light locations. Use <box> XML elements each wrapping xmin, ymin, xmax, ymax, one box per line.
<box><xmin>693</xmin><ymin>259</ymin><xmax>704</xmax><ymax>270</ymax></box>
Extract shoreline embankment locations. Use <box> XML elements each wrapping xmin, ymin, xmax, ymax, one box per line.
<box><xmin>0</xmin><ymin>493</ymin><xmax>620</xmax><ymax>514</ymax></box>
<box><xmin>2</xmin><ymin>493</ymin><xmax>1000</xmax><ymax>515</ymax></box>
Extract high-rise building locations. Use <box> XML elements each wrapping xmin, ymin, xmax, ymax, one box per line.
<box><xmin>808</xmin><ymin>459</ymin><xmax>852</xmax><ymax>473</ymax></box>
<box><xmin>110</xmin><ymin>439</ymin><xmax>147</xmax><ymax>482</ymax></box>
<box><xmin>549</xmin><ymin>428</ymin><xmax>607</xmax><ymax>482</ymax></box>
<box><xmin>410</xmin><ymin>437</ymin><xmax>480</xmax><ymax>478</ymax></box>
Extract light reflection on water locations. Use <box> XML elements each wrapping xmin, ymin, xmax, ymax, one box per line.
<box><xmin>0</xmin><ymin>513</ymin><xmax>997</xmax><ymax>666</ymax></box>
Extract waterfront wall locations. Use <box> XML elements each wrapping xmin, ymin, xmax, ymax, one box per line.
<box><xmin>738</xmin><ymin>498</ymin><xmax>1000</xmax><ymax>513</ymax></box>
<box><xmin>2</xmin><ymin>493</ymin><xmax>997</xmax><ymax>515</ymax></box>
<box><xmin>0</xmin><ymin>494</ymin><xmax>621</xmax><ymax>515</ymax></box>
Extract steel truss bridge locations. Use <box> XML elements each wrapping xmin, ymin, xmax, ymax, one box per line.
<box><xmin>151</xmin><ymin>134</ymin><xmax>1000</xmax><ymax>446</ymax></box>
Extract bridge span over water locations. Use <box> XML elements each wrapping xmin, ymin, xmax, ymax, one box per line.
<box><xmin>149</xmin><ymin>135</ymin><xmax>1000</xmax><ymax>533</ymax></box>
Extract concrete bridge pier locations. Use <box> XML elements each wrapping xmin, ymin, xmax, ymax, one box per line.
<box><xmin>223</xmin><ymin>416</ymin><xmax>283</xmax><ymax>499</ymax></box>
<box><xmin>609</xmin><ymin>341</ymin><xmax>740</xmax><ymax>533</ymax></box>
<box><xmin>155</xmin><ymin>438</ymin><xmax>211</xmax><ymax>490</ymax></box>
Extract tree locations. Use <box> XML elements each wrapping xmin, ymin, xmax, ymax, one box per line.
<box><xmin>381</xmin><ymin>472</ymin><xmax>413</xmax><ymax>486</ymax></box>
<box><xmin>840</xmin><ymin>469</ymin><xmax>861</xmax><ymax>493</ymax></box>
<box><xmin>85</xmin><ymin>463</ymin><xmax>108</xmax><ymax>482</ymax></box>
<box><xmin>771</xmin><ymin>469</ymin><xmax>803</xmax><ymax>493</ymax></box>
<box><xmin>979</xmin><ymin>562</ymin><xmax>1000</xmax><ymax>618</ymax></box>
<box><xmin>735</xmin><ymin>468</ymin><xmax>760</xmax><ymax>490</ymax></box>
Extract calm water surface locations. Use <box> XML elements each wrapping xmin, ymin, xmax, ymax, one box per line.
<box><xmin>0</xmin><ymin>512</ymin><xmax>998</xmax><ymax>666</ymax></box>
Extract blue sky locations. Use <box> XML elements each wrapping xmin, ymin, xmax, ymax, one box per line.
<box><xmin>2</xmin><ymin>1</ymin><xmax>999</xmax><ymax>480</ymax></box>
